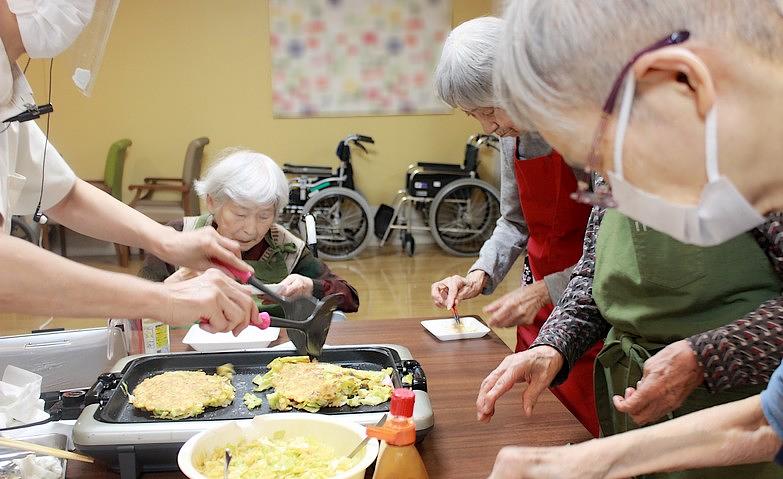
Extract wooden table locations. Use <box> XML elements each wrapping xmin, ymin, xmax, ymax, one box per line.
<box><xmin>70</xmin><ymin>318</ymin><xmax>591</xmax><ymax>478</ymax></box>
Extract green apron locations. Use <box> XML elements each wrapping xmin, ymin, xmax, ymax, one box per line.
<box><xmin>189</xmin><ymin>215</ymin><xmax>305</xmax><ymax>317</ymax></box>
<box><xmin>593</xmin><ymin>210</ymin><xmax>781</xmax><ymax>478</ymax></box>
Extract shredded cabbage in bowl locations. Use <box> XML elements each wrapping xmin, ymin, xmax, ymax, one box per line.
<box><xmin>196</xmin><ymin>431</ymin><xmax>358</xmax><ymax>479</ymax></box>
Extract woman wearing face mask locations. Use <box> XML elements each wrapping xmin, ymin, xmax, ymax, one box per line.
<box><xmin>0</xmin><ymin>0</ymin><xmax>258</xmax><ymax>335</ymax></box>
<box><xmin>428</xmin><ymin>17</ymin><xmax>600</xmax><ymax>437</ymax></box>
<box><xmin>480</xmin><ymin>0</ymin><xmax>783</xmax><ymax>477</ymax></box>
<box><xmin>139</xmin><ymin>149</ymin><xmax>360</xmax><ymax>317</ymax></box>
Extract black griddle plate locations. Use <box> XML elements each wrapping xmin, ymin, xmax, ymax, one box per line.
<box><xmin>96</xmin><ymin>347</ymin><xmax>402</xmax><ymax>423</ymax></box>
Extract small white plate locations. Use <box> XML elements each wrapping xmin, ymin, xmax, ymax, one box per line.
<box><xmin>420</xmin><ymin>317</ymin><xmax>490</xmax><ymax>341</ymax></box>
<box><xmin>182</xmin><ymin>324</ymin><xmax>280</xmax><ymax>352</ymax></box>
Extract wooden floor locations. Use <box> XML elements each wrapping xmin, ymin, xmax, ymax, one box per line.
<box><xmin>0</xmin><ymin>245</ymin><xmax>521</xmax><ymax>349</ymax></box>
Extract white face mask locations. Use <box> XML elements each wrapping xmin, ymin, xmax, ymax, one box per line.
<box><xmin>608</xmin><ymin>73</ymin><xmax>765</xmax><ymax>247</ymax></box>
<box><xmin>8</xmin><ymin>0</ymin><xmax>95</xmax><ymax>59</ymax></box>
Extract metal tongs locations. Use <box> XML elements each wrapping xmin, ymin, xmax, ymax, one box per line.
<box><xmin>213</xmin><ymin>260</ymin><xmax>341</xmax><ymax>359</ymax></box>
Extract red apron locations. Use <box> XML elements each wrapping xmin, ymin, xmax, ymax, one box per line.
<box><xmin>513</xmin><ymin>139</ymin><xmax>602</xmax><ymax>437</ymax></box>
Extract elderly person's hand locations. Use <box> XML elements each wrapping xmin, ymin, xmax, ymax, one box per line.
<box><xmin>488</xmin><ymin>444</ymin><xmax>605</xmax><ymax>479</ymax></box>
<box><xmin>277</xmin><ymin>274</ymin><xmax>314</xmax><ymax>299</ymax></box>
<box><xmin>613</xmin><ymin>339</ymin><xmax>704</xmax><ymax>425</ymax></box>
<box><xmin>477</xmin><ymin>346</ymin><xmax>563</xmax><ymax>422</ymax></box>
<box><xmin>162</xmin><ymin>268</ymin><xmax>258</xmax><ymax>335</ymax></box>
<box><xmin>483</xmin><ymin>282</ymin><xmax>550</xmax><ymax>328</ymax></box>
<box><xmin>431</xmin><ymin>270</ymin><xmax>487</xmax><ymax>309</ymax></box>
<box><xmin>154</xmin><ymin>226</ymin><xmax>253</xmax><ymax>276</ymax></box>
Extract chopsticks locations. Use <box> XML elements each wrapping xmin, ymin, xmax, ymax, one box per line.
<box><xmin>450</xmin><ymin>305</ymin><xmax>462</xmax><ymax>325</ymax></box>
<box><xmin>0</xmin><ymin>437</ymin><xmax>94</xmax><ymax>463</ymax></box>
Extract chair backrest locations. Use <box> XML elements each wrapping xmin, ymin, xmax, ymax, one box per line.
<box><xmin>103</xmin><ymin>138</ymin><xmax>132</xmax><ymax>201</ymax></box>
<box><xmin>182</xmin><ymin>137</ymin><xmax>209</xmax><ymax>214</ymax></box>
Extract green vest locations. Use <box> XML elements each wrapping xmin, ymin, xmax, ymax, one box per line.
<box><xmin>184</xmin><ymin>214</ymin><xmax>306</xmax><ymax>317</ymax></box>
<box><xmin>593</xmin><ymin>210</ymin><xmax>781</xmax><ymax>478</ymax></box>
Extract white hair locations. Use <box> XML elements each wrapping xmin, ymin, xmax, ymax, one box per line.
<box><xmin>496</xmin><ymin>0</ymin><xmax>783</xmax><ymax>133</ymax></box>
<box><xmin>434</xmin><ymin>16</ymin><xmax>504</xmax><ymax>110</ymax></box>
<box><xmin>194</xmin><ymin>148</ymin><xmax>289</xmax><ymax>213</ymax></box>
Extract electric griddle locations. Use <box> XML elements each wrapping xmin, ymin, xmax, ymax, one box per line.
<box><xmin>72</xmin><ymin>345</ymin><xmax>432</xmax><ymax>479</ymax></box>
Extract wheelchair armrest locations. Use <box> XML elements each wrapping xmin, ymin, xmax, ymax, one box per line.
<box><xmin>282</xmin><ymin>164</ymin><xmax>334</xmax><ymax>175</ymax></box>
<box><xmin>415</xmin><ymin>162</ymin><xmax>464</xmax><ymax>172</ymax></box>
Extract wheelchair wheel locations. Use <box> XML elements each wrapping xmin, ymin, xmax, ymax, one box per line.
<box><xmin>429</xmin><ymin>178</ymin><xmax>500</xmax><ymax>256</ymax></box>
<box><xmin>302</xmin><ymin>187</ymin><xmax>373</xmax><ymax>260</ymax></box>
<box><xmin>10</xmin><ymin>216</ymin><xmax>37</xmax><ymax>244</ymax></box>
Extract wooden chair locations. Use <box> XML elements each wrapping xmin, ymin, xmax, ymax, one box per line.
<box><xmin>41</xmin><ymin>139</ymin><xmax>133</xmax><ymax>266</ymax></box>
<box><xmin>128</xmin><ymin>137</ymin><xmax>209</xmax><ymax>224</ymax></box>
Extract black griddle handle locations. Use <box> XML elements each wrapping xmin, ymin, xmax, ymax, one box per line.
<box><xmin>85</xmin><ymin>372</ymin><xmax>123</xmax><ymax>407</ymax></box>
<box><xmin>400</xmin><ymin>360</ymin><xmax>427</xmax><ymax>392</ymax></box>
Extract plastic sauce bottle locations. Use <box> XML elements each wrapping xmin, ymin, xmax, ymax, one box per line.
<box><xmin>366</xmin><ymin>388</ymin><xmax>429</xmax><ymax>479</ymax></box>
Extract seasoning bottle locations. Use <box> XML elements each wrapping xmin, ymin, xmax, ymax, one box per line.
<box><xmin>366</xmin><ymin>388</ymin><xmax>429</xmax><ymax>479</ymax></box>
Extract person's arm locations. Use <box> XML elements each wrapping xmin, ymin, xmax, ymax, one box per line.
<box><xmin>687</xmin><ymin>212</ymin><xmax>783</xmax><ymax>392</ymax></box>
<box><xmin>0</xmin><ymin>233</ymin><xmax>256</xmax><ymax>333</ymax></box>
<box><xmin>289</xmin><ymin>249</ymin><xmax>360</xmax><ymax>313</ymax></box>
<box><xmin>489</xmin><ymin>395</ymin><xmax>781</xmax><ymax>479</ymax></box>
<box><xmin>542</xmin><ymin>265</ymin><xmax>575</xmax><ymax>305</ymax></box>
<box><xmin>137</xmin><ymin>220</ymin><xmax>183</xmax><ymax>282</ymax></box>
<box><xmin>469</xmin><ymin>137</ymin><xmax>529</xmax><ymax>294</ymax></box>
<box><xmin>530</xmin><ymin>204</ymin><xmax>611</xmax><ymax>385</ymax></box>
<box><xmin>45</xmin><ymin>179</ymin><xmax>251</xmax><ymax>274</ymax></box>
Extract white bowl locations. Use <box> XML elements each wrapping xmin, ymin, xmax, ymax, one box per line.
<box><xmin>181</xmin><ymin>324</ymin><xmax>280</xmax><ymax>352</ymax></box>
<box><xmin>178</xmin><ymin>414</ymin><xmax>379</xmax><ymax>479</ymax></box>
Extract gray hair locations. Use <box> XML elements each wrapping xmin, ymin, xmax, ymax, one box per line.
<box><xmin>434</xmin><ymin>16</ymin><xmax>504</xmax><ymax>110</ymax></box>
<box><xmin>194</xmin><ymin>148</ymin><xmax>289</xmax><ymax>213</ymax></box>
<box><xmin>496</xmin><ymin>0</ymin><xmax>783</xmax><ymax>133</ymax></box>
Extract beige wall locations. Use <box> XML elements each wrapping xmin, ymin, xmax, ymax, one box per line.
<box><xmin>25</xmin><ymin>0</ymin><xmax>495</xmax><ymax>206</ymax></box>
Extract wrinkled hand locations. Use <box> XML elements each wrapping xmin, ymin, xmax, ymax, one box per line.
<box><xmin>488</xmin><ymin>444</ymin><xmax>606</xmax><ymax>479</ymax></box>
<box><xmin>431</xmin><ymin>270</ymin><xmax>487</xmax><ymax>309</ymax></box>
<box><xmin>154</xmin><ymin>226</ymin><xmax>253</xmax><ymax>275</ymax></box>
<box><xmin>163</xmin><ymin>267</ymin><xmax>200</xmax><ymax>284</ymax></box>
<box><xmin>276</xmin><ymin>274</ymin><xmax>314</xmax><ymax>298</ymax></box>
<box><xmin>483</xmin><ymin>282</ymin><xmax>550</xmax><ymax>328</ymax></box>
<box><xmin>613</xmin><ymin>339</ymin><xmax>703</xmax><ymax>425</ymax></box>
<box><xmin>476</xmin><ymin>346</ymin><xmax>563</xmax><ymax>422</ymax></box>
<box><xmin>161</xmin><ymin>268</ymin><xmax>258</xmax><ymax>335</ymax></box>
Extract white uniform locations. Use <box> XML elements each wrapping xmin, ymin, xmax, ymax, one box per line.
<box><xmin>0</xmin><ymin>61</ymin><xmax>76</xmax><ymax>235</ymax></box>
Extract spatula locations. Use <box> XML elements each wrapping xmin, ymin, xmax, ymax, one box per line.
<box><xmin>212</xmin><ymin>260</ymin><xmax>342</xmax><ymax>359</ymax></box>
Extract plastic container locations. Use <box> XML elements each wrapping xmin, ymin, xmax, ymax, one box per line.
<box><xmin>420</xmin><ymin>317</ymin><xmax>490</xmax><ymax>341</ymax></box>
<box><xmin>367</xmin><ymin>388</ymin><xmax>429</xmax><ymax>479</ymax></box>
<box><xmin>181</xmin><ymin>324</ymin><xmax>280</xmax><ymax>352</ymax></box>
<box><xmin>142</xmin><ymin>319</ymin><xmax>170</xmax><ymax>354</ymax></box>
<box><xmin>177</xmin><ymin>413</ymin><xmax>379</xmax><ymax>479</ymax></box>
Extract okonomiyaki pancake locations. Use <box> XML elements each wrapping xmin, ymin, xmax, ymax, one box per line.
<box><xmin>129</xmin><ymin>370</ymin><xmax>235</xmax><ymax>420</ymax></box>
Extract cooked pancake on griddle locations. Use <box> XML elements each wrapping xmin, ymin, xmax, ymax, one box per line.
<box><xmin>129</xmin><ymin>370</ymin><xmax>235</xmax><ymax>420</ymax></box>
<box><xmin>252</xmin><ymin>356</ymin><xmax>393</xmax><ymax>412</ymax></box>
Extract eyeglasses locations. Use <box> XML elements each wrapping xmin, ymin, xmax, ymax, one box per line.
<box><xmin>571</xmin><ymin>31</ymin><xmax>691</xmax><ymax>207</ymax></box>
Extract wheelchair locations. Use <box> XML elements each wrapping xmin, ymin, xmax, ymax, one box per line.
<box><xmin>374</xmin><ymin>134</ymin><xmax>501</xmax><ymax>257</ymax></box>
<box><xmin>10</xmin><ymin>216</ymin><xmax>38</xmax><ymax>244</ymax></box>
<box><xmin>278</xmin><ymin>134</ymin><xmax>374</xmax><ymax>261</ymax></box>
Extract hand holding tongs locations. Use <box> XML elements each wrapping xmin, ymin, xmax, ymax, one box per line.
<box><xmin>210</xmin><ymin>259</ymin><xmax>342</xmax><ymax>359</ymax></box>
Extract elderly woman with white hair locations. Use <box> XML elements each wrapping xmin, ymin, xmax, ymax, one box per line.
<box><xmin>139</xmin><ymin>149</ymin><xmax>359</xmax><ymax>316</ymax></box>
<box><xmin>428</xmin><ymin>17</ymin><xmax>601</xmax><ymax>437</ymax></box>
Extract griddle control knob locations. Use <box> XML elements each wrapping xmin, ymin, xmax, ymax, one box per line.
<box><xmin>399</xmin><ymin>360</ymin><xmax>427</xmax><ymax>392</ymax></box>
<box><xmin>62</xmin><ymin>390</ymin><xmax>86</xmax><ymax>408</ymax></box>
